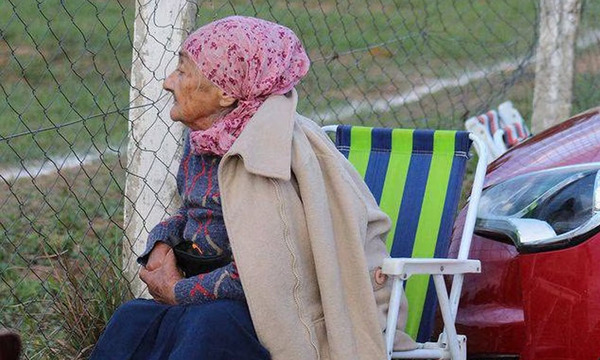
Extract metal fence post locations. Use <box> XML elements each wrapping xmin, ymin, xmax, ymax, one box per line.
<box><xmin>532</xmin><ymin>0</ymin><xmax>582</xmax><ymax>133</ymax></box>
<box><xmin>123</xmin><ymin>0</ymin><xmax>197</xmax><ymax>297</ymax></box>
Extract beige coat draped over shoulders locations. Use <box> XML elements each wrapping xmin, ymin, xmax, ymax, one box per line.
<box><xmin>218</xmin><ymin>89</ymin><xmax>414</xmax><ymax>360</ymax></box>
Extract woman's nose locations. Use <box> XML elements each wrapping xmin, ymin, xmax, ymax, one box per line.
<box><xmin>163</xmin><ymin>73</ymin><xmax>175</xmax><ymax>91</ymax></box>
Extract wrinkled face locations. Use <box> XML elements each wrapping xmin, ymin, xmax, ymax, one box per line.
<box><xmin>162</xmin><ymin>52</ymin><xmax>226</xmax><ymax>130</ymax></box>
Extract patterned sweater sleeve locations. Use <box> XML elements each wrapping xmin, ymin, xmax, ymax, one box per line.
<box><xmin>174</xmin><ymin>261</ymin><xmax>245</xmax><ymax>304</ymax></box>
<box><xmin>137</xmin><ymin>208</ymin><xmax>187</xmax><ymax>265</ymax></box>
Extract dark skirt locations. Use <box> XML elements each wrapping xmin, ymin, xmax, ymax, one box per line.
<box><xmin>90</xmin><ymin>299</ymin><xmax>270</xmax><ymax>360</ymax></box>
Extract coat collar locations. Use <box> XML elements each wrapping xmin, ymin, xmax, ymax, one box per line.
<box><xmin>225</xmin><ymin>88</ymin><xmax>298</xmax><ymax>181</ymax></box>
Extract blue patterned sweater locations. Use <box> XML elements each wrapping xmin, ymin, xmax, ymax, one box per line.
<box><xmin>138</xmin><ymin>136</ymin><xmax>244</xmax><ymax>305</ymax></box>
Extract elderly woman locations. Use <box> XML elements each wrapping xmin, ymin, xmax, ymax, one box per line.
<box><xmin>91</xmin><ymin>16</ymin><xmax>414</xmax><ymax>360</ymax></box>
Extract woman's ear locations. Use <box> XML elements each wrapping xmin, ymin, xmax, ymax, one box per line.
<box><xmin>218</xmin><ymin>91</ymin><xmax>237</xmax><ymax>108</ymax></box>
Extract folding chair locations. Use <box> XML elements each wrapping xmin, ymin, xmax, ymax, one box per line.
<box><xmin>322</xmin><ymin>125</ymin><xmax>487</xmax><ymax>360</ymax></box>
<box><xmin>465</xmin><ymin>110</ymin><xmax>506</xmax><ymax>162</ymax></box>
<box><xmin>497</xmin><ymin>101</ymin><xmax>532</xmax><ymax>147</ymax></box>
<box><xmin>466</xmin><ymin>102</ymin><xmax>532</xmax><ymax>164</ymax></box>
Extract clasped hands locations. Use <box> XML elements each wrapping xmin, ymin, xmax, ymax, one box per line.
<box><xmin>139</xmin><ymin>242</ymin><xmax>183</xmax><ymax>305</ymax></box>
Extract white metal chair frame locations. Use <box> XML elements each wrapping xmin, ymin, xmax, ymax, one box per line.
<box><xmin>323</xmin><ymin>125</ymin><xmax>488</xmax><ymax>360</ymax></box>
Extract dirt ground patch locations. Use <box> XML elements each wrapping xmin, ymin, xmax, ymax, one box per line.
<box><xmin>576</xmin><ymin>49</ymin><xmax>600</xmax><ymax>74</ymax></box>
<box><xmin>0</xmin><ymin>40</ymin><xmax>43</xmax><ymax>65</ymax></box>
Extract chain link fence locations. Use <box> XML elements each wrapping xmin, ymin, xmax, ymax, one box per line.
<box><xmin>1</xmin><ymin>0</ymin><xmax>599</xmax><ymax>358</ymax></box>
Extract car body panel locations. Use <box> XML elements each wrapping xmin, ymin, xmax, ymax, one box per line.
<box><xmin>450</xmin><ymin>212</ymin><xmax>525</xmax><ymax>356</ymax></box>
<box><xmin>519</xmin><ymin>235</ymin><xmax>600</xmax><ymax>359</ymax></box>
<box><xmin>449</xmin><ymin>107</ymin><xmax>600</xmax><ymax>358</ymax></box>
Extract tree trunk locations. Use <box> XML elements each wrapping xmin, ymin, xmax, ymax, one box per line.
<box><xmin>532</xmin><ymin>0</ymin><xmax>582</xmax><ymax>133</ymax></box>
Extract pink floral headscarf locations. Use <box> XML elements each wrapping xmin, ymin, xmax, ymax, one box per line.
<box><xmin>182</xmin><ymin>16</ymin><xmax>310</xmax><ymax>156</ymax></box>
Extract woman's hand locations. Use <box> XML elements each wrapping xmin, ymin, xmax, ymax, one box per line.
<box><xmin>145</xmin><ymin>242</ymin><xmax>172</xmax><ymax>271</ymax></box>
<box><xmin>140</xmin><ymin>248</ymin><xmax>183</xmax><ymax>305</ymax></box>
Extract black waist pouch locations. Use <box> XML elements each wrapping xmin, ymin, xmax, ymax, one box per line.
<box><xmin>172</xmin><ymin>241</ymin><xmax>232</xmax><ymax>278</ymax></box>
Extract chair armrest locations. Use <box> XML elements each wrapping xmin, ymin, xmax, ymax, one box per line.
<box><xmin>382</xmin><ymin>258</ymin><xmax>481</xmax><ymax>279</ymax></box>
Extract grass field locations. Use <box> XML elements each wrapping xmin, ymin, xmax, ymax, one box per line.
<box><xmin>0</xmin><ymin>155</ymin><xmax>131</xmax><ymax>359</ymax></box>
<box><xmin>201</xmin><ymin>0</ymin><xmax>539</xmax><ymax>127</ymax></box>
<box><xmin>1</xmin><ymin>0</ymin><xmax>600</xmax><ymax>358</ymax></box>
<box><xmin>0</xmin><ymin>0</ymin><xmax>133</xmax><ymax>166</ymax></box>
<box><xmin>0</xmin><ymin>0</ymin><xmax>542</xmax><ymax>166</ymax></box>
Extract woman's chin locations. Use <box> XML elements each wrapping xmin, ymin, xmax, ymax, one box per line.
<box><xmin>169</xmin><ymin>109</ymin><xmax>183</xmax><ymax>123</ymax></box>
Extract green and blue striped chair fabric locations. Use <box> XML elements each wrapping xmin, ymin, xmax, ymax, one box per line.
<box><xmin>335</xmin><ymin>125</ymin><xmax>472</xmax><ymax>342</ymax></box>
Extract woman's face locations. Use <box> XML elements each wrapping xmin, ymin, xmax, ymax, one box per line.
<box><xmin>163</xmin><ymin>52</ymin><xmax>232</xmax><ymax>130</ymax></box>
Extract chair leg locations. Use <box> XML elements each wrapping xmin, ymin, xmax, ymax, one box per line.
<box><xmin>432</xmin><ymin>275</ymin><xmax>465</xmax><ymax>360</ymax></box>
<box><xmin>386</xmin><ymin>276</ymin><xmax>405</xmax><ymax>360</ymax></box>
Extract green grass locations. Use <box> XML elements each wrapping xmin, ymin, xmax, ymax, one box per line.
<box><xmin>1</xmin><ymin>0</ymin><xmax>597</xmax><ymax>167</ymax></box>
<box><xmin>0</xmin><ymin>155</ymin><xmax>130</xmax><ymax>359</ymax></box>
<box><xmin>0</xmin><ymin>0</ymin><xmax>133</xmax><ymax>166</ymax></box>
<box><xmin>573</xmin><ymin>47</ymin><xmax>600</xmax><ymax>114</ymax></box>
<box><xmin>197</xmin><ymin>0</ymin><xmax>538</xmax><ymax>120</ymax></box>
<box><xmin>0</xmin><ymin>0</ymin><xmax>542</xmax><ymax>167</ymax></box>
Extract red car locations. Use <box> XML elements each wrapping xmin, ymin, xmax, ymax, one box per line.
<box><xmin>449</xmin><ymin>107</ymin><xmax>600</xmax><ymax>359</ymax></box>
